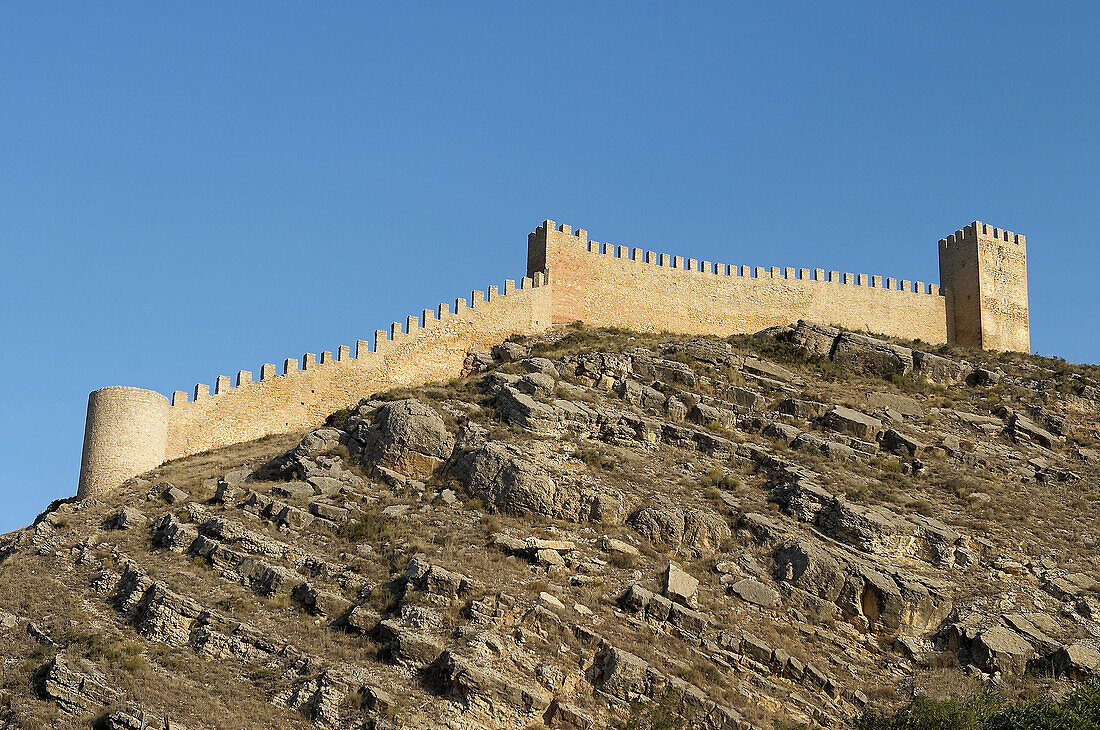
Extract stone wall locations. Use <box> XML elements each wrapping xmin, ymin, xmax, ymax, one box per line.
<box><xmin>77</xmin><ymin>217</ymin><xmax>1030</xmax><ymax>499</ymax></box>
<box><xmin>529</xmin><ymin>221</ymin><xmax>950</xmax><ymax>343</ymax></box>
<box><xmin>163</xmin><ymin>275</ymin><xmax>553</xmax><ymax>461</ymax></box>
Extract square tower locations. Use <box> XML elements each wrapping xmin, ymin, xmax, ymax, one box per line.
<box><xmin>527</xmin><ymin>220</ymin><xmax>589</xmax><ymax>323</ymax></box>
<box><xmin>938</xmin><ymin>221</ymin><xmax>1029</xmax><ymax>352</ymax></box>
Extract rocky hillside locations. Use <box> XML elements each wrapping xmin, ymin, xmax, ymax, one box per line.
<box><xmin>2</xmin><ymin>322</ymin><xmax>1100</xmax><ymax>730</ymax></box>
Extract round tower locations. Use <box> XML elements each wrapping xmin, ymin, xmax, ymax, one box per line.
<box><xmin>77</xmin><ymin>386</ymin><xmax>170</xmax><ymax>499</ymax></box>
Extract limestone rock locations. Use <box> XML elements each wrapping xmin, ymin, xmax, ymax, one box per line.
<box><xmin>356</xmin><ymin>399</ymin><xmax>455</xmax><ymax>479</ymax></box>
<box><xmin>105</xmin><ymin>506</ymin><xmax>146</xmax><ymax>530</ymax></box>
<box><xmin>822</xmin><ymin>406</ymin><xmax>882</xmax><ymax>440</ymax></box>
<box><xmin>730</xmin><ymin>578</ymin><xmax>780</xmax><ymax>608</ymax></box>
<box><xmin>774</xmin><ymin>539</ymin><xmax>845</xmax><ymax>602</ymax></box>
<box><xmin>519</xmin><ymin>357</ymin><xmax>559</xmax><ymax>377</ymax></box>
<box><xmin>1050</xmin><ymin>641</ymin><xmax>1100</xmax><ymax>680</ymax></box>
<box><xmin>663</xmin><ymin>563</ymin><xmax>699</xmax><ymax>605</ymax></box>
<box><xmin>831</xmin><ymin>332</ymin><xmax>914</xmax><ymax>377</ymax></box>
<box><xmin>970</xmin><ymin>625</ymin><xmax>1034</xmax><ymax>675</ymax></box>
<box><xmin>38</xmin><ymin>651</ymin><xmax>120</xmax><ymax>714</ymax></box>
<box><xmin>452</xmin><ymin>444</ymin><xmax>624</xmax><ymax>523</ymax></box>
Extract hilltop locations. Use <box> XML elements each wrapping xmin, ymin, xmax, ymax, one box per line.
<box><xmin>2</xmin><ymin>322</ymin><xmax>1099</xmax><ymax>730</ymax></box>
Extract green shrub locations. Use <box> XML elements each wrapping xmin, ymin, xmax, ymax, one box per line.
<box><xmin>852</xmin><ymin>682</ymin><xmax>1100</xmax><ymax>730</ymax></box>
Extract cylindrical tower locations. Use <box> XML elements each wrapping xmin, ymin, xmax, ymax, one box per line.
<box><xmin>77</xmin><ymin>386</ymin><xmax>170</xmax><ymax>499</ymax></box>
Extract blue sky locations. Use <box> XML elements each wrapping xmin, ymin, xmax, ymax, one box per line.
<box><xmin>2</xmin><ymin>2</ymin><xmax>1098</xmax><ymax>532</ymax></box>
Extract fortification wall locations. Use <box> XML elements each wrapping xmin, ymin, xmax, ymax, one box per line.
<box><xmin>163</xmin><ymin>274</ymin><xmax>552</xmax><ymax>461</ymax></box>
<box><xmin>77</xmin><ymin>387</ymin><xmax>170</xmax><ymax>499</ymax></box>
<box><xmin>529</xmin><ymin>221</ymin><xmax>949</xmax><ymax>343</ymax></box>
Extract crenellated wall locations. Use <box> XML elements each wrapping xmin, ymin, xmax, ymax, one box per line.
<box><xmin>163</xmin><ymin>274</ymin><xmax>552</xmax><ymax>460</ymax></box>
<box><xmin>529</xmin><ymin>221</ymin><xmax>950</xmax><ymax>343</ymax></box>
<box><xmin>77</xmin><ymin>216</ymin><xmax>1029</xmax><ymax>499</ymax></box>
<box><xmin>77</xmin><ymin>273</ymin><xmax>552</xmax><ymax>496</ymax></box>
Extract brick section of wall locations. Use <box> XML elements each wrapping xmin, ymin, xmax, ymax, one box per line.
<box><xmin>163</xmin><ymin>276</ymin><xmax>552</xmax><ymax>461</ymax></box>
<box><xmin>939</xmin><ymin>221</ymin><xmax>1029</xmax><ymax>352</ymax></box>
<box><xmin>77</xmin><ymin>387</ymin><xmax>170</xmax><ymax>499</ymax></box>
<box><xmin>529</xmin><ymin>221</ymin><xmax>949</xmax><ymax>343</ymax></box>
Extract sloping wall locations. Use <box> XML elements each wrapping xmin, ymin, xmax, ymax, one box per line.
<box><xmin>160</xmin><ymin>274</ymin><xmax>551</xmax><ymax>460</ymax></box>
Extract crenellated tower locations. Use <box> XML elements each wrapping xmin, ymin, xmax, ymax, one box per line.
<box><xmin>938</xmin><ymin>221</ymin><xmax>1030</xmax><ymax>352</ymax></box>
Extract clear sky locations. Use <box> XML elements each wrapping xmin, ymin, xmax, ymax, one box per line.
<box><xmin>2</xmin><ymin>2</ymin><xmax>1098</xmax><ymax>533</ymax></box>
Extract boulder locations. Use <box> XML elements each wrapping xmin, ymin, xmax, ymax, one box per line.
<box><xmin>729</xmin><ymin>579</ymin><xmax>780</xmax><ymax>609</ymax></box>
<box><xmin>452</xmin><ymin>444</ymin><xmax>624</xmax><ymax>523</ymax></box>
<box><xmin>778</xmin><ymin>398</ymin><xmax>828</xmax><ymax>419</ymax></box>
<box><xmin>105</xmin><ymin>506</ymin><xmax>146</xmax><ymax>530</ymax></box>
<box><xmin>785</xmin><ymin>321</ymin><xmax>841</xmax><ymax>357</ymax></box>
<box><xmin>1008</xmin><ymin>414</ymin><xmax>1062</xmax><ymax>450</ymax></box>
<box><xmin>630</xmin><ymin>505</ymin><xmax>730</xmax><ymax>551</ymax></box>
<box><xmin>356</xmin><ymin>399</ymin><xmax>455</xmax><ymax>479</ymax></box>
<box><xmin>663</xmin><ymin>563</ymin><xmax>699</xmax><ymax>605</ymax></box>
<box><xmin>822</xmin><ymin>406</ymin><xmax>882</xmax><ymax>441</ymax></box>
<box><xmin>425</xmin><ymin>650</ymin><xmax>551</xmax><ymax>716</ymax></box>
<box><xmin>516</xmin><ymin>372</ymin><xmax>556</xmax><ymax>396</ymax></box>
<box><xmin>38</xmin><ymin>651</ymin><xmax>120</xmax><ymax>714</ymax></box>
<box><xmin>882</xmin><ymin>429</ymin><xmax>926</xmax><ymax>457</ymax></box>
<box><xmin>271</xmin><ymin>481</ymin><xmax>315</xmax><ymax>499</ymax></box>
<box><xmin>970</xmin><ymin>625</ymin><xmax>1034</xmax><ymax>675</ymax></box>
<box><xmin>774</xmin><ymin>539</ymin><xmax>845</xmax><ymax>602</ymax></box>
<box><xmin>912</xmin><ymin>350</ymin><xmax>968</xmax><ymax>383</ymax></box>
<box><xmin>831</xmin><ymin>332</ymin><xmax>914</xmax><ymax>377</ymax></box>
<box><xmin>492</xmin><ymin>341</ymin><xmax>529</xmax><ymax>362</ymax></box>
<box><xmin>519</xmin><ymin>357</ymin><xmax>559</xmax><ymax>377</ymax></box>
<box><xmin>1050</xmin><ymin>641</ymin><xmax>1100</xmax><ymax>680</ymax></box>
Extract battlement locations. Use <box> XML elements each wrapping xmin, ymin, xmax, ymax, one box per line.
<box><xmin>549</xmin><ymin>220</ymin><xmax>944</xmax><ymax>296</ymax></box>
<box><xmin>168</xmin><ymin>273</ymin><xmax>549</xmax><ymax>410</ymax></box>
<box><xmin>939</xmin><ymin>220</ymin><xmax>1026</xmax><ymax>251</ymax></box>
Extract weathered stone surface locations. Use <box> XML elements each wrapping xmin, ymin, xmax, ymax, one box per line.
<box><xmin>912</xmin><ymin>350</ymin><xmax>968</xmax><ymax>383</ymax></box>
<box><xmin>519</xmin><ymin>357</ymin><xmax>559</xmax><ymax>377</ymax></box>
<box><xmin>778</xmin><ymin>398</ymin><xmax>828</xmax><ymax>419</ymax></box>
<box><xmin>882</xmin><ymin>428</ymin><xmax>926</xmax><ymax>457</ymax></box>
<box><xmin>356</xmin><ymin>399</ymin><xmax>455</xmax><ymax>479</ymax></box>
<box><xmin>663</xmin><ymin>563</ymin><xmax>699</xmax><ymax>605</ymax></box>
<box><xmin>452</xmin><ymin>444</ymin><xmax>624</xmax><ymax>523</ymax></box>
<box><xmin>309</xmin><ymin>502</ymin><xmax>349</xmax><ymax>522</ymax></box>
<box><xmin>271</xmin><ymin>481</ymin><xmax>315</xmax><ymax>499</ymax></box>
<box><xmin>105</xmin><ymin>506</ymin><xmax>146</xmax><ymax>530</ymax></box>
<box><xmin>516</xmin><ymin>372</ymin><xmax>556</xmax><ymax>396</ymax></box>
<box><xmin>601</xmin><ymin>536</ymin><xmax>640</xmax><ymax>556</ymax></box>
<box><xmin>629</xmin><ymin>504</ymin><xmax>731</xmax><ymax>551</ymax></box>
<box><xmin>774</xmin><ymin>539</ymin><xmax>845</xmax><ymax>602</ymax></box>
<box><xmin>378</xmin><ymin>619</ymin><xmax>444</xmax><ymax>668</ymax></box>
<box><xmin>970</xmin><ymin>625</ymin><xmax>1034</xmax><ymax>675</ymax></box>
<box><xmin>164</xmin><ymin>486</ymin><xmax>190</xmax><ymax>505</ymax></box>
<box><xmin>730</xmin><ymin>578</ymin><xmax>780</xmax><ymax>608</ymax></box>
<box><xmin>38</xmin><ymin>651</ymin><xmax>120</xmax><ymax>714</ymax></box>
<box><xmin>785</xmin><ymin>321</ymin><xmax>841</xmax><ymax>357</ymax></box>
<box><xmin>831</xmin><ymin>332</ymin><xmax>914</xmax><ymax>377</ymax></box>
<box><xmin>822</xmin><ymin>406</ymin><xmax>882</xmax><ymax>440</ymax></box>
<box><xmin>426</xmin><ymin>650</ymin><xmax>552</xmax><ymax>717</ymax></box>
<box><xmin>1050</xmin><ymin>641</ymin><xmax>1100</xmax><ymax>680</ymax></box>
<box><xmin>1008</xmin><ymin>414</ymin><xmax>1062</xmax><ymax>450</ymax></box>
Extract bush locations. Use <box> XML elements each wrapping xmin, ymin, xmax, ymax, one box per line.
<box><xmin>852</xmin><ymin>682</ymin><xmax>1100</xmax><ymax>730</ymax></box>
